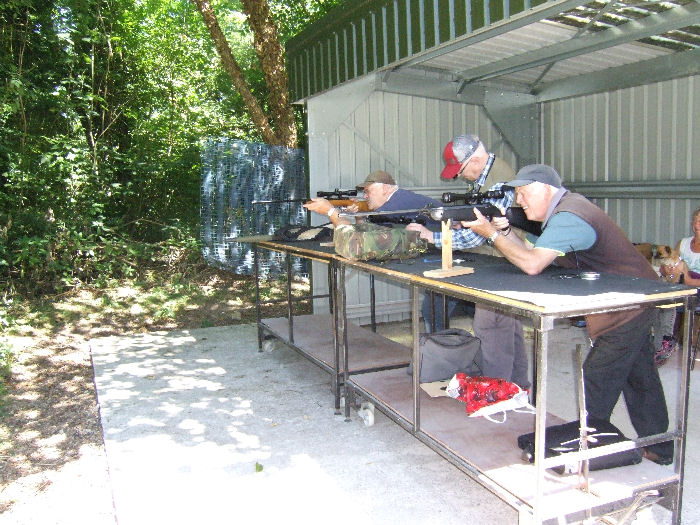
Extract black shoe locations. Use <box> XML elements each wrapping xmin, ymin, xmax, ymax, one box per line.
<box><xmin>642</xmin><ymin>448</ymin><xmax>673</xmax><ymax>465</ymax></box>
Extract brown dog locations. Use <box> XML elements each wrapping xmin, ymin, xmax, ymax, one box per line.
<box><xmin>655</xmin><ymin>245</ymin><xmax>686</xmax><ymax>283</ymax></box>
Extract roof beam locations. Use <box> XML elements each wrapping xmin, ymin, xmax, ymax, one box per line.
<box><xmin>378</xmin><ymin>69</ymin><xmax>488</xmax><ymax>105</ymax></box>
<box><xmin>567</xmin><ymin>180</ymin><xmax>700</xmax><ymax>200</ymax></box>
<box><xmin>456</xmin><ymin>2</ymin><xmax>700</xmax><ymax>83</ymax></box>
<box><xmin>533</xmin><ymin>48</ymin><xmax>700</xmax><ymax>101</ymax></box>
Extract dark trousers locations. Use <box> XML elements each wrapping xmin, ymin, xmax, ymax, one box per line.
<box><xmin>584</xmin><ymin>308</ymin><xmax>673</xmax><ymax>460</ymax></box>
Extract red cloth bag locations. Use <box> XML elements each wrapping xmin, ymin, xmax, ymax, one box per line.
<box><xmin>446</xmin><ymin>373</ymin><xmax>533</xmax><ymax>422</ymax></box>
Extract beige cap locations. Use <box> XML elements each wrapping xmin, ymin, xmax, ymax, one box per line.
<box><xmin>356</xmin><ymin>170</ymin><xmax>396</xmax><ymax>189</ymax></box>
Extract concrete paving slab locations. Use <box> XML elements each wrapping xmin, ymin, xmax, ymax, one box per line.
<box><xmin>90</xmin><ymin>321</ymin><xmax>700</xmax><ymax>524</ymax></box>
<box><xmin>90</xmin><ymin>324</ymin><xmax>516</xmax><ymax>525</ymax></box>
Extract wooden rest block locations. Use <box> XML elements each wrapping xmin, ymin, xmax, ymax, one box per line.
<box><xmin>423</xmin><ymin>265</ymin><xmax>474</xmax><ymax>278</ymax></box>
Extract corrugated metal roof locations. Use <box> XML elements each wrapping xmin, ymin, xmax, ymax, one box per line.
<box><xmin>286</xmin><ymin>0</ymin><xmax>700</xmax><ymax>103</ymax></box>
<box><xmin>421</xmin><ymin>20</ymin><xmax>671</xmax><ymax>84</ymax></box>
<box><xmin>552</xmin><ymin>0</ymin><xmax>700</xmax><ymax>51</ymax></box>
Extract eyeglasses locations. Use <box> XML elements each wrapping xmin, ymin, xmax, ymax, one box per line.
<box><xmin>455</xmin><ymin>159</ymin><xmax>469</xmax><ymax>178</ymax></box>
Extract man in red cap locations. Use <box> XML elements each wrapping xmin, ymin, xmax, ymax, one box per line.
<box><xmin>408</xmin><ymin>134</ymin><xmax>529</xmax><ymax>388</ymax></box>
<box><xmin>439</xmin><ymin>134</ymin><xmax>514</xmax><ymax>186</ymax></box>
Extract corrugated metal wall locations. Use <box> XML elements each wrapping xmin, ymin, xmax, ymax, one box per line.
<box><xmin>542</xmin><ymin>74</ymin><xmax>700</xmax><ymax>246</ymax></box>
<box><xmin>307</xmin><ymin>81</ymin><xmax>516</xmax><ymax>322</ymax></box>
<box><xmin>308</xmin><ymin>74</ymin><xmax>699</xmax><ymax>322</ymax></box>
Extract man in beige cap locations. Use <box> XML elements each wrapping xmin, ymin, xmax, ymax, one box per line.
<box><xmin>304</xmin><ymin>170</ymin><xmax>439</xmax><ymax>226</ymax></box>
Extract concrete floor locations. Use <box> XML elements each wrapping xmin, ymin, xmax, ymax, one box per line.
<box><xmin>88</xmin><ymin>317</ymin><xmax>699</xmax><ymax>525</ymax></box>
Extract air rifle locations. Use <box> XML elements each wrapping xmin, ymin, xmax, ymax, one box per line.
<box><xmin>440</xmin><ymin>188</ymin><xmax>542</xmax><ymax>235</ymax></box>
<box><xmin>252</xmin><ymin>188</ymin><xmax>370</xmax><ymax>212</ymax></box>
<box><xmin>340</xmin><ymin>204</ymin><xmax>542</xmax><ymax>236</ymax></box>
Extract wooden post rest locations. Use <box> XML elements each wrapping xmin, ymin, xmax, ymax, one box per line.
<box><xmin>423</xmin><ymin>219</ymin><xmax>474</xmax><ymax>278</ymax></box>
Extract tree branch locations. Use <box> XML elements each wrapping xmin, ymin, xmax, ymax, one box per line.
<box><xmin>240</xmin><ymin>0</ymin><xmax>297</xmax><ymax>148</ymax></box>
<box><xmin>190</xmin><ymin>0</ymin><xmax>281</xmax><ymax>146</ymax></box>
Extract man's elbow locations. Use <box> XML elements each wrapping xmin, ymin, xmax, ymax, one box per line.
<box><xmin>517</xmin><ymin>248</ymin><xmax>557</xmax><ymax>276</ymax></box>
<box><xmin>519</xmin><ymin>259</ymin><xmax>548</xmax><ymax>276</ymax></box>
<box><xmin>521</xmin><ymin>265</ymin><xmax>542</xmax><ymax>276</ymax></box>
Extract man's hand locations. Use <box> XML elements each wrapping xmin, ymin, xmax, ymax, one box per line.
<box><xmin>303</xmin><ymin>197</ymin><xmax>333</xmax><ymax>215</ymax></box>
<box><xmin>344</xmin><ymin>200</ymin><xmax>360</xmax><ymax>213</ymax></box>
<box><xmin>491</xmin><ymin>215</ymin><xmax>510</xmax><ymax>231</ymax></box>
<box><xmin>461</xmin><ymin>207</ymin><xmax>497</xmax><ymax>239</ymax></box>
<box><xmin>406</xmin><ymin>223</ymin><xmax>435</xmax><ymax>243</ymax></box>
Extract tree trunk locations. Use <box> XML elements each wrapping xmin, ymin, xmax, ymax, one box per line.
<box><xmin>190</xmin><ymin>0</ymin><xmax>282</xmax><ymax>146</ymax></box>
<box><xmin>240</xmin><ymin>0</ymin><xmax>297</xmax><ymax>149</ymax></box>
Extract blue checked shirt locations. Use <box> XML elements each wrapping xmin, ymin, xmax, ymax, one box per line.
<box><xmin>432</xmin><ymin>182</ymin><xmax>515</xmax><ymax>249</ymax></box>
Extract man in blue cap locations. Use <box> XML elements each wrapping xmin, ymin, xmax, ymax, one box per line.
<box><xmin>465</xmin><ymin>163</ymin><xmax>673</xmax><ymax>465</ymax></box>
<box><xmin>408</xmin><ymin>134</ymin><xmax>529</xmax><ymax>389</ymax></box>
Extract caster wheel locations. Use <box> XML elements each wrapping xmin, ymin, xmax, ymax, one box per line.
<box><xmin>360</xmin><ymin>401</ymin><xmax>375</xmax><ymax>414</ymax></box>
<box><xmin>262</xmin><ymin>339</ymin><xmax>276</xmax><ymax>352</ymax></box>
<box><xmin>358</xmin><ymin>407</ymin><xmax>375</xmax><ymax>426</ymax></box>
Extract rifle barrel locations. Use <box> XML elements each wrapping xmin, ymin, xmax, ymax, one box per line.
<box><xmin>338</xmin><ymin>206</ymin><xmax>432</xmax><ymax>218</ymax></box>
<box><xmin>340</xmin><ymin>204</ymin><xmax>501</xmax><ymax>220</ymax></box>
<box><xmin>252</xmin><ymin>198</ymin><xmax>308</xmax><ymax>204</ymax></box>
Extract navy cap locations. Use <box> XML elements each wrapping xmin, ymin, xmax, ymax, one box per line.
<box><xmin>506</xmin><ymin>164</ymin><xmax>562</xmax><ymax>188</ymax></box>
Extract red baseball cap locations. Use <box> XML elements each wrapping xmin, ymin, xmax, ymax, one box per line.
<box><xmin>440</xmin><ymin>141</ymin><xmax>462</xmax><ymax>180</ymax></box>
<box><xmin>440</xmin><ymin>134</ymin><xmax>480</xmax><ymax>180</ymax></box>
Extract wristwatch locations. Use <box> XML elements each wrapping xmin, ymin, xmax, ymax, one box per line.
<box><xmin>327</xmin><ymin>207</ymin><xmax>337</xmax><ymax>218</ymax></box>
<box><xmin>486</xmin><ymin>231</ymin><xmax>500</xmax><ymax>246</ymax></box>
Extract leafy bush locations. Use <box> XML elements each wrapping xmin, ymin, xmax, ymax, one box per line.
<box><xmin>0</xmin><ymin>340</ymin><xmax>13</xmax><ymax>412</ymax></box>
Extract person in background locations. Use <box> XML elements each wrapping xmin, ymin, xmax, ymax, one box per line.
<box><xmin>661</xmin><ymin>206</ymin><xmax>700</xmax><ymax>287</ymax></box>
<box><xmin>407</xmin><ymin>134</ymin><xmax>529</xmax><ymax>389</ymax></box>
<box><xmin>465</xmin><ymin>163</ymin><xmax>673</xmax><ymax>465</ymax></box>
<box><xmin>651</xmin><ymin>305</ymin><xmax>678</xmax><ymax>367</ymax></box>
<box><xmin>304</xmin><ymin>170</ymin><xmax>440</xmax><ymax>227</ymax></box>
<box><xmin>656</xmin><ymin>206</ymin><xmax>700</xmax><ymax>365</ymax></box>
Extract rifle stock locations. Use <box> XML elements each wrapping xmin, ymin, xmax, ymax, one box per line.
<box><xmin>505</xmin><ymin>207</ymin><xmax>542</xmax><ymax>236</ymax></box>
<box><xmin>330</xmin><ymin>199</ymin><xmax>369</xmax><ymax>212</ymax></box>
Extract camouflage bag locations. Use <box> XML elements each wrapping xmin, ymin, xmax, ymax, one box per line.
<box><xmin>334</xmin><ymin>223</ymin><xmax>427</xmax><ymax>261</ymax></box>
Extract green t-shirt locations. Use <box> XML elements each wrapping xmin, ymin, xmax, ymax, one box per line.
<box><xmin>527</xmin><ymin>211</ymin><xmax>596</xmax><ymax>255</ymax></box>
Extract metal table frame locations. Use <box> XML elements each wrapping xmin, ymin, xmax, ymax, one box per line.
<box><xmin>254</xmin><ymin>240</ymin><xmax>696</xmax><ymax>524</ymax></box>
<box><xmin>253</xmin><ymin>241</ymin><xmax>408</xmax><ymax>413</ymax></box>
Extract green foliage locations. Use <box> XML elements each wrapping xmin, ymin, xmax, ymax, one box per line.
<box><xmin>0</xmin><ymin>338</ymin><xmax>13</xmax><ymax>413</ymax></box>
<box><xmin>0</xmin><ymin>0</ymin><xmax>334</xmax><ymax>300</ymax></box>
<box><xmin>0</xmin><ymin>341</ymin><xmax>12</xmax><ymax>381</ymax></box>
